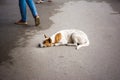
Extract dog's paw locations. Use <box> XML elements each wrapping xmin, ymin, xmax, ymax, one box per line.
<box><xmin>76</xmin><ymin>46</ymin><xmax>79</xmax><ymax>50</ymax></box>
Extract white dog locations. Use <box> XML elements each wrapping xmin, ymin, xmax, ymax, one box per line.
<box><xmin>39</xmin><ymin>29</ymin><xmax>89</xmax><ymax>49</ymax></box>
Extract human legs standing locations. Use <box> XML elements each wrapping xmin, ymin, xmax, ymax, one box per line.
<box><xmin>15</xmin><ymin>0</ymin><xmax>40</xmax><ymax>26</ymax></box>
<box><xmin>26</xmin><ymin>0</ymin><xmax>38</xmax><ymax>17</ymax></box>
<box><xmin>26</xmin><ymin>0</ymin><xmax>40</xmax><ymax>26</ymax></box>
<box><xmin>15</xmin><ymin>0</ymin><xmax>27</xmax><ymax>25</ymax></box>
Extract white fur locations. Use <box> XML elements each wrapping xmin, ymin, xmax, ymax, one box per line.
<box><xmin>50</xmin><ymin>29</ymin><xmax>89</xmax><ymax>49</ymax></box>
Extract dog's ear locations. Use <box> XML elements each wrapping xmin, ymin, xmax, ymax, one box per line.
<box><xmin>48</xmin><ymin>38</ymin><xmax>52</xmax><ymax>43</ymax></box>
<box><xmin>44</xmin><ymin>34</ymin><xmax>49</xmax><ymax>38</ymax></box>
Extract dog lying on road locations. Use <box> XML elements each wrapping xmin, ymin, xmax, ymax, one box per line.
<box><xmin>38</xmin><ymin>29</ymin><xmax>89</xmax><ymax>50</ymax></box>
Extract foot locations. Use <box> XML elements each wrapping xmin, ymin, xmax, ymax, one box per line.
<box><xmin>15</xmin><ymin>20</ymin><xmax>27</xmax><ymax>25</ymax></box>
<box><xmin>36</xmin><ymin>0</ymin><xmax>44</xmax><ymax>4</ymax></box>
<box><xmin>35</xmin><ymin>16</ymin><xmax>40</xmax><ymax>26</ymax></box>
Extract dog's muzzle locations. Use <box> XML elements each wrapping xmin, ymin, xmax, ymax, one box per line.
<box><xmin>38</xmin><ymin>43</ymin><xmax>45</xmax><ymax>48</ymax></box>
<box><xmin>38</xmin><ymin>44</ymin><xmax>42</xmax><ymax>48</ymax></box>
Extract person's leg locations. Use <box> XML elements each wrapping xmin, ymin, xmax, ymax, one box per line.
<box><xmin>15</xmin><ymin>0</ymin><xmax>27</xmax><ymax>25</ymax></box>
<box><xmin>19</xmin><ymin>0</ymin><xmax>27</xmax><ymax>22</ymax></box>
<box><xmin>26</xmin><ymin>0</ymin><xmax>38</xmax><ymax>17</ymax></box>
<box><xmin>26</xmin><ymin>0</ymin><xmax>40</xmax><ymax>26</ymax></box>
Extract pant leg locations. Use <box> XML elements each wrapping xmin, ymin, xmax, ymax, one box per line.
<box><xmin>26</xmin><ymin>0</ymin><xmax>38</xmax><ymax>17</ymax></box>
<box><xmin>19</xmin><ymin>0</ymin><xmax>27</xmax><ymax>21</ymax></box>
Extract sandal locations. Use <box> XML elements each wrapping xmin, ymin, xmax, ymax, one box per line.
<box><xmin>15</xmin><ymin>20</ymin><xmax>27</xmax><ymax>25</ymax></box>
<box><xmin>35</xmin><ymin>16</ymin><xmax>40</xmax><ymax>26</ymax></box>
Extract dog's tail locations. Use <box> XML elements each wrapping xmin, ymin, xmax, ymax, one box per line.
<box><xmin>85</xmin><ymin>38</ymin><xmax>90</xmax><ymax>46</ymax></box>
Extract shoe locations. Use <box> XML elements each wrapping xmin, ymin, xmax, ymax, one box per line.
<box><xmin>36</xmin><ymin>0</ymin><xmax>44</xmax><ymax>4</ymax></box>
<box><xmin>35</xmin><ymin>16</ymin><xmax>40</xmax><ymax>26</ymax></box>
<box><xmin>15</xmin><ymin>20</ymin><xmax>27</xmax><ymax>25</ymax></box>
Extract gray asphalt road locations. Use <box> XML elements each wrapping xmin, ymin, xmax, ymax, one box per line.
<box><xmin>0</xmin><ymin>0</ymin><xmax>73</xmax><ymax>62</ymax></box>
<box><xmin>0</xmin><ymin>0</ymin><xmax>120</xmax><ymax>80</ymax></box>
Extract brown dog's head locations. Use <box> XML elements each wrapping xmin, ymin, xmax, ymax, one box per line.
<box><xmin>38</xmin><ymin>34</ymin><xmax>53</xmax><ymax>48</ymax></box>
<box><xmin>42</xmin><ymin>37</ymin><xmax>52</xmax><ymax>47</ymax></box>
<box><xmin>38</xmin><ymin>33</ymin><xmax>62</xmax><ymax>48</ymax></box>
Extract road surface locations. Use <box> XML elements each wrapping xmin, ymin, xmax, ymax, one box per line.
<box><xmin>0</xmin><ymin>0</ymin><xmax>120</xmax><ymax>80</ymax></box>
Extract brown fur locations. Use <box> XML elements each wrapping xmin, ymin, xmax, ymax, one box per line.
<box><xmin>43</xmin><ymin>38</ymin><xmax>52</xmax><ymax>47</ymax></box>
<box><xmin>54</xmin><ymin>33</ymin><xmax>62</xmax><ymax>43</ymax></box>
<box><xmin>42</xmin><ymin>33</ymin><xmax>62</xmax><ymax>47</ymax></box>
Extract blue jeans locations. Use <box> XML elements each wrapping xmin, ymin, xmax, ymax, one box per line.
<box><xmin>19</xmin><ymin>0</ymin><xmax>38</xmax><ymax>22</ymax></box>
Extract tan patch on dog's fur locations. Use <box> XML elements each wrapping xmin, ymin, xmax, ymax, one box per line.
<box><xmin>54</xmin><ymin>33</ymin><xmax>62</xmax><ymax>43</ymax></box>
<box><xmin>43</xmin><ymin>38</ymin><xmax>52</xmax><ymax>47</ymax></box>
